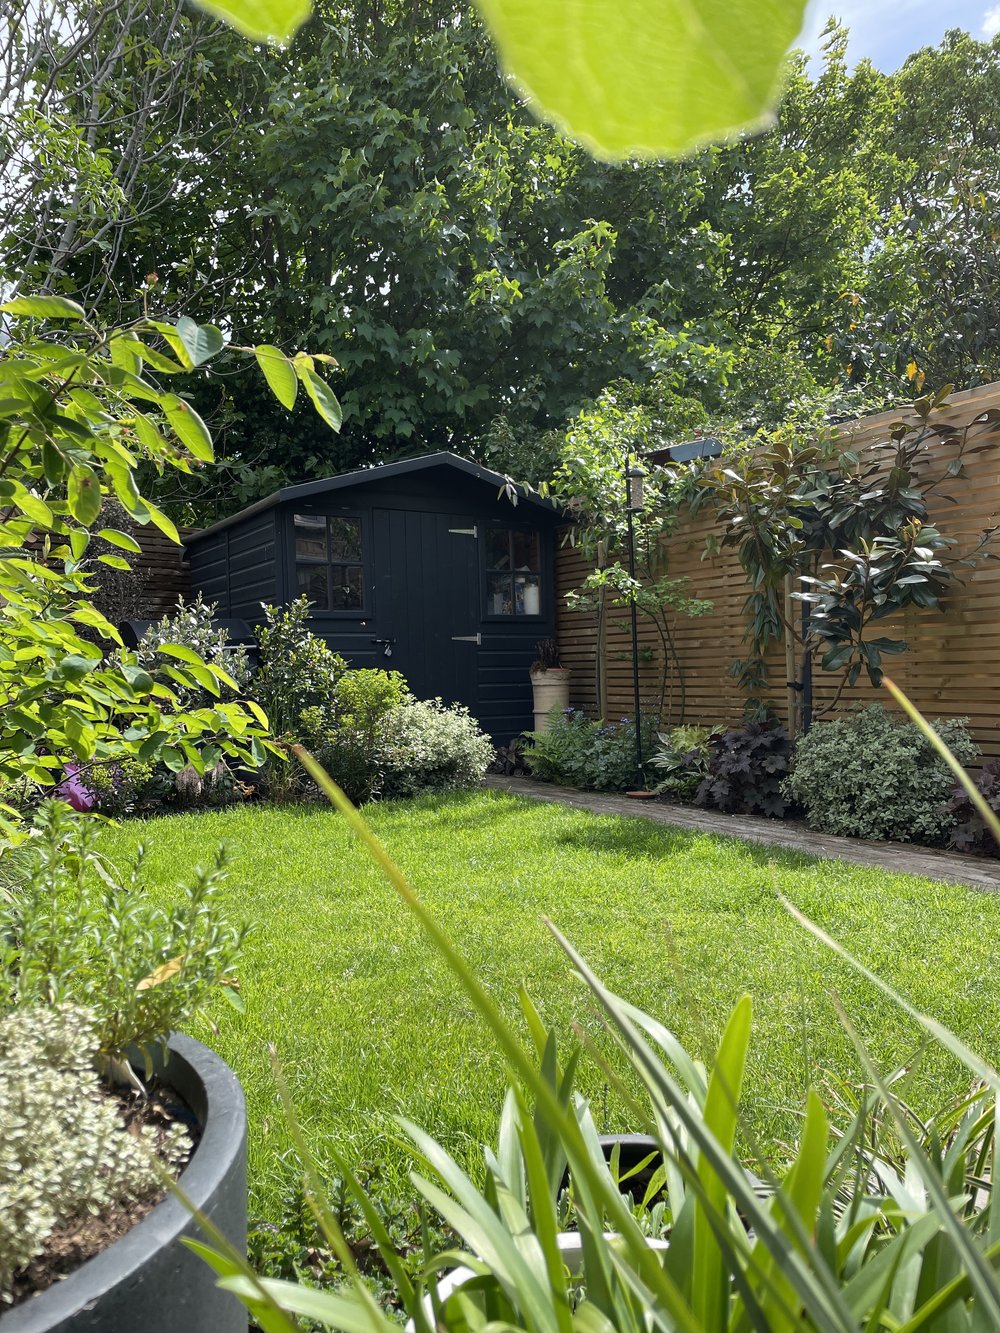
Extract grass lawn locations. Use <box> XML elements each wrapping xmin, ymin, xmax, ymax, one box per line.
<box><xmin>98</xmin><ymin>791</ymin><xmax>1000</xmax><ymax>1225</ymax></box>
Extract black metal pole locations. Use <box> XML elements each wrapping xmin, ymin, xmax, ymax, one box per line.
<box><xmin>626</xmin><ymin>497</ymin><xmax>642</xmax><ymax>777</ymax></box>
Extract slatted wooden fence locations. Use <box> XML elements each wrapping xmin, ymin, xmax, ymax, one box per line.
<box><xmin>555</xmin><ymin>382</ymin><xmax>1000</xmax><ymax>762</ymax></box>
<box><xmin>133</xmin><ymin>526</ymin><xmax>191</xmax><ymax>617</ymax></box>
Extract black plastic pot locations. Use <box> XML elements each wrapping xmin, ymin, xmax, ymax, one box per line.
<box><xmin>2</xmin><ymin>1034</ymin><xmax>247</xmax><ymax>1333</ymax></box>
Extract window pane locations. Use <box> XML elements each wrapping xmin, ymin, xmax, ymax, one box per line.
<box><xmin>512</xmin><ymin>531</ymin><xmax>540</xmax><ymax>572</ymax></box>
<box><xmin>329</xmin><ymin>517</ymin><xmax>362</xmax><ymax>561</ymax></box>
<box><xmin>330</xmin><ymin>565</ymin><xmax>363</xmax><ymax>610</ymax></box>
<box><xmin>294</xmin><ymin>513</ymin><xmax>327</xmax><ymax>560</ymax></box>
<box><xmin>514</xmin><ymin>573</ymin><xmax>541</xmax><ymax>615</ymax></box>
<box><xmin>485</xmin><ymin>526</ymin><xmax>511</xmax><ymax>570</ymax></box>
<box><xmin>487</xmin><ymin>572</ymin><xmax>513</xmax><ymax>615</ymax></box>
<box><xmin>297</xmin><ymin>564</ymin><xmax>329</xmax><ymax>608</ymax></box>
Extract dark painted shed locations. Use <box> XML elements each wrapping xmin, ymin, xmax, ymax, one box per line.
<box><xmin>183</xmin><ymin>453</ymin><xmax>566</xmax><ymax>742</ymax></box>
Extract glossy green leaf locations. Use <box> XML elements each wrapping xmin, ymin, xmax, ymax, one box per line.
<box><xmin>142</xmin><ymin>497</ymin><xmax>181</xmax><ymax>544</ymax></box>
<box><xmin>475</xmin><ymin>0</ymin><xmax>808</xmax><ymax>160</ymax></box>
<box><xmin>190</xmin><ymin>0</ymin><xmax>311</xmax><ymax>42</ymax></box>
<box><xmin>97</xmin><ymin>528</ymin><xmax>142</xmax><ymax>554</ymax></box>
<box><xmin>296</xmin><ymin>364</ymin><xmax>342</xmax><ymax>432</ymax></box>
<box><xmin>175</xmin><ymin>316</ymin><xmax>225</xmax><ymax>368</ymax></box>
<box><xmin>57</xmin><ymin>654</ymin><xmax>97</xmax><ymax>681</ymax></box>
<box><xmin>161</xmin><ymin>395</ymin><xmax>214</xmax><ymax>463</ymax></box>
<box><xmin>1</xmin><ymin>294</ymin><xmax>86</xmax><ymax>320</ymax></box>
<box><xmin>255</xmin><ymin>344</ymin><xmax>298</xmax><ymax>410</ymax></box>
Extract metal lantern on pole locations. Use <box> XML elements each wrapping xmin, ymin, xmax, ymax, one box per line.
<box><xmin>625</xmin><ymin>460</ymin><xmax>646</xmax><ymax>777</ymax></box>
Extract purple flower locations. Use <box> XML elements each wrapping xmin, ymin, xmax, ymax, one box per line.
<box><xmin>55</xmin><ymin>764</ymin><xmax>95</xmax><ymax>812</ymax></box>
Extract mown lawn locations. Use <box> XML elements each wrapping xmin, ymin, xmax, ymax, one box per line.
<box><xmin>98</xmin><ymin>791</ymin><xmax>1000</xmax><ymax>1224</ymax></box>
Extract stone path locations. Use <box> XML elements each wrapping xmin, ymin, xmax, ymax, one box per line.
<box><xmin>483</xmin><ymin>775</ymin><xmax>1000</xmax><ymax>893</ymax></box>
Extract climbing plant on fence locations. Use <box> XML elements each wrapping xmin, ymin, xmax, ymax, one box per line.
<box><xmin>554</xmin><ymin>385</ymin><xmax>712</xmax><ymax>722</ymax></box>
<box><xmin>701</xmin><ymin>386</ymin><xmax>999</xmax><ymax>715</ymax></box>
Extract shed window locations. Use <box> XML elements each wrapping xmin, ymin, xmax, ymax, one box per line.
<box><xmin>294</xmin><ymin>514</ymin><xmax>365</xmax><ymax>611</ymax></box>
<box><xmin>486</xmin><ymin>525</ymin><xmax>541</xmax><ymax>616</ymax></box>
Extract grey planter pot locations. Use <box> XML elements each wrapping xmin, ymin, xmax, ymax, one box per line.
<box><xmin>2</xmin><ymin>1034</ymin><xmax>247</xmax><ymax>1333</ymax></box>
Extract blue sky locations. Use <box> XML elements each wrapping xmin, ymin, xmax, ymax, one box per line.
<box><xmin>797</xmin><ymin>0</ymin><xmax>1000</xmax><ymax>70</ymax></box>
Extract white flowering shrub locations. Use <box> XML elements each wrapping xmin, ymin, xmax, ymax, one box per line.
<box><xmin>0</xmin><ymin>1005</ymin><xmax>190</xmax><ymax>1301</ymax></box>
<box><xmin>136</xmin><ymin>593</ymin><xmax>253</xmax><ymax>692</ymax></box>
<box><xmin>380</xmin><ymin>698</ymin><xmax>494</xmax><ymax>798</ymax></box>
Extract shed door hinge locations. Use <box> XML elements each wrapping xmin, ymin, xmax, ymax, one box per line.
<box><xmin>451</xmin><ymin>633</ymin><xmax>481</xmax><ymax>645</ymax></box>
<box><xmin>448</xmin><ymin>525</ymin><xmax>478</xmax><ymax>537</ymax></box>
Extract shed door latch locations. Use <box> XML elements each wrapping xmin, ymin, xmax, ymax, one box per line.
<box><xmin>451</xmin><ymin>633</ymin><xmax>481</xmax><ymax>645</ymax></box>
<box><xmin>448</xmin><ymin>525</ymin><xmax>478</xmax><ymax>537</ymax></box>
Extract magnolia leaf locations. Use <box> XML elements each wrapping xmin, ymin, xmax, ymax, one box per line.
<box><xmin>158</xmin><ymin>642</ymin><xmax>206</xmax><ymax>665</ymax></box>
<box><xmin>254</xmin><ymin>344</ymin><xmax>298</xmax><ymax>410</ymax></box>
<box><xmin>67</xmin><ymin>464</ymin><xmax>102</xmax><ymax>526</ymax></box>
<box><xmin>296</xmin><ymin>364</ymin><xmax>342</xmax><ymax>432</ymax></box>
<box><xmin>191</xmin><ymin>0</ymin><xmax>310</xmax><ymax>41</ymax></box>
<box><xmin>475</xmin><ymin>0</ymin><xmax>808</xmax><ymax>159</ymax></box>
<box><xmin>134</xmin><ymin>411</ymin><xmax>168</xmax><ymax>453</ymax></box>
<box><xmin>1</xmin><ymin>294</ymin><xmax>86</xmax><ymax>320</ymax></box>
<box><xmin>175</xmin><ymin>316</ymin><xmax>226</xmax><ymax>368</ymax></box>
<box><xmin>109</xmin><ymin>333</ymin><xmax>143</xmax><ymax>374</ymax></box>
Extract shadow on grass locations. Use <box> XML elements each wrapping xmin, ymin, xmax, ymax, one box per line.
<box><xmin>547</xmin><ymin>813</ymin><xmax>824</xmax><ymax>875</ymax></box>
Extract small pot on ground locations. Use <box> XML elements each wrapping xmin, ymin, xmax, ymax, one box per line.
<box><xmin>529</xmin><ymin>639</ymin><xmax>571</xmax><ymax>732</ymax></box>
<box><xmin>3</xmin><ymin>1034</ymin><xmax>247</xmax><ymax>1333</ymax></box>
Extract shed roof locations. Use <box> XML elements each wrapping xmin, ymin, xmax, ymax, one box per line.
<box><xmin>184</xmin><ymin>451</ymin><xmax>565</xmax><ymax>544</ymax></box>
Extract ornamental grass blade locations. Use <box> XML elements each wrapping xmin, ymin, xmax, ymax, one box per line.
<box><xmin>781</xmin><ymin>896</ymin><xmax>1000</xmax><ymax>1097</ymax></box>
<box><xmin>883</xmin><ymin>676</ymin><xmax>1000</xmax><ymax>853</ymax></box>
<box><xmin>735</xmin><ymin>1088</ymin><xmax>829</xmax><ymax>1333</ymax></box>
<box><xmin>217</xmin><ymin>1275</ymin><xmax>399</xmax><ymax>1332</ymax></box>
<box><xmin>545</xmin><ymin>921</ymin><xmax>856</xmax><ymax>1333</ymax></box>
<box><xmin>833</xmin><ymin>997</ymin><xmax>1000</xmax><ymax>1327</ymax></box>
<box><xmin>184</xmin><ymin>1242</ymin><xmax>297</xmax><ymax>1333</ymax></box>
<box><xmin>692</xmin><ymin>996</ymin><xmax>752</xmax><ymax>1330</ymax></box>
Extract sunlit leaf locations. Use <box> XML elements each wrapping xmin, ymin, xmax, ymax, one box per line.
<box><xmin>476</xmin><ymin>0</ymin><xmax>808</xmax><ymax>160</ymax></box>
<box><xmin>255</xmin><ymin>344</ymin><xmax>298</xmax><ymax>409</ymax></box>
<box><xmin>190</xmin><ymin>0</ymin><xmax>311</xmax><ymax>42</ymax></box>
<box><xmin>296</xmin><ymin>364</ymin><xmax>342</xmax><ymax>431</ymax></box>
<box><xmin>175</xmin><ymin>316</ymin><xmax>226</xmax><ymax>368</ymax></box>
<box><xmin>1</xmin><ymin>294</ymin><xmax>86</xmax><ymax>320</ymax></box>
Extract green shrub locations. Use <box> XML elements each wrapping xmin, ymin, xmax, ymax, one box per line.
<box><xmin>946</xmin><ymin>759</ymin><xmax>1000</xmax><ymax>857</ymax></box>
<box><xmin>0</xmin><ymin>801</ymin><xmax>245</xmax><ymax>1076</ymax></box>
<box><xmin>380</xmin><ymin>698</ymin><xmax>494</xmax><ymax>798</ymax></box>
<box><xmin>696</xmin><ymin>719</ymin><xmax>794</xmax><ymax>816</ymax></box>
<box><xmin>786</xmin><ymin>703</ymin><xmax>978</xmax><ymax>842</ymax></box>
<box><xmin>136</xmin><ymin>593</ymin><xmax>253</xmax><ymax>695</ymax></box>
<box><xmin>525</xmin><ymin>708</ymin><xmax>657</xmax><ymax>791</ymax></box>
<box><xmin>306</xmin><ymin>670</ymin><xmax>409</xmax><ymax>804</ymax></box>
<box><xmin>649</xmin><ymin>724</ymin><xmax>719</xmax><ymax>800</ymax></box>
<box><xmin>0</xmin><ymin>1004</ymin><xmax>190</xmax><ymax>1303</ymax></box>
<box><xmin>253</xmin><ymin>597</ymin><xmax>348</xmax><ymax>736</ymax></box>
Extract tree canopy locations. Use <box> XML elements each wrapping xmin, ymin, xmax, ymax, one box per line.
<box><xmin>5</xmin><ymin>4</ymin><xmax>1000</xmax><ymax>520</ymax></box>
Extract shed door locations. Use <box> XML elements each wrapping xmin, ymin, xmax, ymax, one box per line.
<box><xmin>371</xmin><ymin>509</ymin><xmax>479</xmax><ymax>710</ymax></box>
